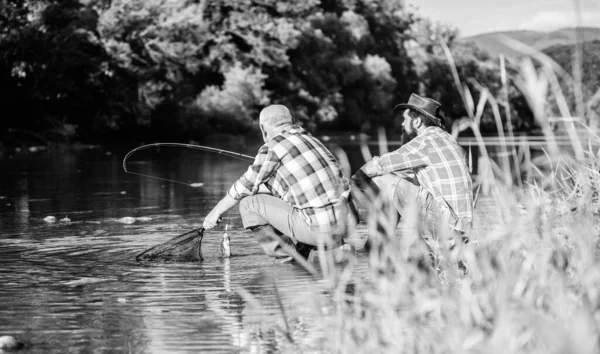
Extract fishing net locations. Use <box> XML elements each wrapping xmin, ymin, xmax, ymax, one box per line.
<box><xmin>136</xmin><ymin>228</ymin><xmax>204</xmax><ymax>262</ymax></box>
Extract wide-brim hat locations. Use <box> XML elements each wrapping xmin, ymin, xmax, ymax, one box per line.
<box><xmin>394</xmin><ymin>94</ymin><xmax>444</xmax><ymax>127</ymax></box>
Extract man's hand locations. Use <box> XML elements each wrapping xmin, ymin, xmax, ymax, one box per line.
<box><xmin>203</xmin><ymin>210</ymin><xmax>222</xmax><ymax>229</ymax></box>
<box><xmin>351</xmin><ymin>168</ymin><xmax>371</xmax><ymax>189</ymax></box>
<box><xmin>202</xmin><ymin>194</ymin><xmax>239</xmax><ymax>229</ymax></box>
<box><xmin>360</xmin><ymin>159</ymin><xmax>379</xmax><ymax>177</ymax></box>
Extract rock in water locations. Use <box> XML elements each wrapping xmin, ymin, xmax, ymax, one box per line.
<box><xmin>117</xmin><ymin>217</ymin><xmax>136</xmax><ymax>224</ymax></box>
<box><xmin>0</xmin><ymin>335</ymin><xmax>24</xmax><ymax>351</ymax></box>
<box><xmin>219</xmin><ymin>232</ymin><xmax>231</xmax><ymax>258</ymax></box>
<box><xmin>43</xmin><ymin>216</ymin><xmax>56</xmax><ymax>223</ymax></box>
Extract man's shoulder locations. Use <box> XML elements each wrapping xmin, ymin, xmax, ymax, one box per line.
<box><xmin>266</xmin><ymin>126</ymin><xmax>309</xmax><ymax>153</ymax></box>
<box><xmin>271</xmin><ymin>125</ymin><xmax>306</xmax><ymax>140</ymax></box>
<box><xmin>397</xmin><ymin>128</ymin><xmax>461</xmax><ymax>153</ymax></box>
<box><xmin>423</xmin><ymin>127</ymin><xmax>460</xmax><ymax>144</ymax></box>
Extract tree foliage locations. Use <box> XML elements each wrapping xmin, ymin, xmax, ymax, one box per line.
<box><xmin>0</xmin><ymin>0</ymin><xmax>542</xmax><ymax>144</ymax></box>
<box><xmin>0</xmin><ymin>0</ymin><xmax>138</xmax><ymax>141</ymax></box>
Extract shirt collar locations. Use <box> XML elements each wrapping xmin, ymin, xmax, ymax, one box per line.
<box><xmin>421</xmin><ymin>126</ymin><xmax>443</xmax><ymax>135</ymax></box>
<box><xmin>265</xmin><ymin>124</ymin><xmax>305</xmax><ymax>143</ymax></box>
<box><xmin>283</xmin><ymin>124</ymin><xmax>304</xmax><ymax>134</ymax></box>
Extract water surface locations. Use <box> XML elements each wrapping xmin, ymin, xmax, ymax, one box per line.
<box><xmin>0</xmin><ymin>146</ymin><xmax>368</xmax><ymax>353</ymax></box>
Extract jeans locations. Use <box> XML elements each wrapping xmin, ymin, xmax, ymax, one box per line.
<box><xmin>239</xmin><ymin>194</ymin><xmax>357</xmax><ymax>257</ymax></box>
<box><xmin>350</xmin><ymin>171</ymin><xmax>463</xmax><ymax>241</ymax></box>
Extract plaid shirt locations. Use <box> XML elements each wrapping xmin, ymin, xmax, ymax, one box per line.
<box><xmin>372</xmin><ymin>126</ymin><xmax>473</xmax><ymax>231</ymax></box>
<box><xmin>228</xmin><ymin>125</ymin><xmax>349</xmax><ymax>231</ymax></box>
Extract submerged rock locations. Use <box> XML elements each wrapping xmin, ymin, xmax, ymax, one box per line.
<box><xmin>43</xmin><ymin>216</ymin><xmax>56</xmax><ymax>223</ymax></box>
<box><xmin>116</xmin><ymin>217</ymin><xmax>136</xmax><ymax>224</ymax></box>
<box><xmin>116</xmin><ymin>216</ymin><xmax>153</xmax><ymax>224</ymax></box>
<box><xmin>0</xmin><ymin>335</ymin><xmax>24</xmax><ymax>351</ymax></box>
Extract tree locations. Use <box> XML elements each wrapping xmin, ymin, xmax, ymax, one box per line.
<box><xmin>0</xmin><ymin>0</ymin><xmax>138</xmax><ymax>141</ymax></box>
<box><xmin>97</xmin><ymin>0</ymin><xmax>320</xmax><ymax>136</ymax></box>
<box><xmin>263</xmin><ymin>0</ymin><xmax>416</xmax><ymax>134</ymax></box>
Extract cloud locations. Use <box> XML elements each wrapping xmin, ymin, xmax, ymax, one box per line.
<box><xmin>519</xmin><ymin>10</ymin><xmax>600</xmax><ymax>31</ymax></box>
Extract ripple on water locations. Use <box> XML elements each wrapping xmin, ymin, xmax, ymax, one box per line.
<box><xmin>0</xmin><ymin>224</ymin><xmax>368</xmax><ymax>353</ymax></box>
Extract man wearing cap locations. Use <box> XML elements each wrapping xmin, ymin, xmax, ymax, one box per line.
<box><xmin>352</xmin><ymin>94</ymin><xmax>473</xmax><ymax>241</ymax></box>
<box><xmin>202</xmin><ymin>104</ymin><xmax>356</xmax><ymax>261</ymax></box>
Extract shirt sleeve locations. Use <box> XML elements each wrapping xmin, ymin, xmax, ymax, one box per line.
<box><xmin>375</xmin><ymin>137</ymin><xmax>429</xmax><ymax>175</ymax></box>
<box><xmin>227</xmin><ymin>144</ymin><xmax>280</xmax><ymax>200</ymax></box>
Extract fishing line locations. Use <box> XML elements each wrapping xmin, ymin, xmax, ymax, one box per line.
<box><xmin>224</xmin><ymin>209</ymin><xmax>231</xmax><ymax>233</ymax></box>
<box><xmin>122</xmin><ymin>142</ymin><xmax>254</xmax><ymax>193</ymax></box>
<box><xmin>122</xmin><ymin>170</ymin><xmax>228</xmax><ymax>193</ymax></box>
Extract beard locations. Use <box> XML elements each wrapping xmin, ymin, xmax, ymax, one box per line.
<box><xmin>401</xmin><ymin>128</ymin><xmax>418</xmax><ymax>144</ymax></box>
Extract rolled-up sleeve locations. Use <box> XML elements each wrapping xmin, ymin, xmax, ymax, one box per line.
<box><xmin>227</xmin><ymin>144</ymin><xmax>280</xmax><ymax>200</ymax></box>
<box><xmin>375</xmin><ymin>138</ymin><xmax>428</xmax><ymax>175</ymax></box>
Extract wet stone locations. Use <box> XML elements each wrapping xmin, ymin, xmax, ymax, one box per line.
<box><xmin>0</xmin><ymin>335</ymin><xmax>24</xmax><ymax>351</ymax></box>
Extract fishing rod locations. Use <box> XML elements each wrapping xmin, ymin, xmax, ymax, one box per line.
<box><xmin>122</xmin><ymin>142</ymin><xmax>255</xmax><ymax>191</ymax></box>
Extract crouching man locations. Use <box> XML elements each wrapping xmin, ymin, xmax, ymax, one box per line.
<box><xmin>203</xmin><ymin>104</ymin><xmax>356</xmax><ymax>262</ymax></box>
<box><xmin>352</xmin><ymin>94</ymin><xmax>473</xmax><ymax>252</ymax></box>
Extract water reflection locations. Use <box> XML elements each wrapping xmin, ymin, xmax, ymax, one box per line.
<box><xmin>15</xmin><ymin>174</ymin><xmax>29</xmax><ymax>229</ymax></box>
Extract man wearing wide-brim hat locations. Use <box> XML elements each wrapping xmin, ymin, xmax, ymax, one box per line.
<box><xmin>351</xmin><ymin>93</ymin><xmax>473</xmax><ymax>246</ymax></box>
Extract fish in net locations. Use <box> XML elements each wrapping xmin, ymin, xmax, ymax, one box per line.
<box><xmin>136</xmin><ymin>228</ymin><xmax>204</xmax><ymax>262</ymax></box>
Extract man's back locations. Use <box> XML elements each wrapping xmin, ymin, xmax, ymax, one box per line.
<box><xmin>267</xmin><ymin>126</ymin><xmax>348</xmax><ymax>230</ymax></box>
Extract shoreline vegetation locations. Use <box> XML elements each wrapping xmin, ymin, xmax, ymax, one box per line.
<box><xmin>1</xmin><ymin>1</ymin><xmax>598</xmax><ymax>152</ymax></box>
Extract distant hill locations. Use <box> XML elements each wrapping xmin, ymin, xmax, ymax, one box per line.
<box><xmin>465</xmin><ymin>27</ymin><xmax>600</xmax><ymax>58</ymax></box>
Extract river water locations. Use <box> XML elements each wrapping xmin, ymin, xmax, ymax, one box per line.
<box><xmin>0</xmin><ymin>145</ymin><xmax>369</xmax><ymax>353</ymax></box>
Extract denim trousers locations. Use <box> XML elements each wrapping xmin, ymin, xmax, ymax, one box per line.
<box><xmin>351</xmin><ymin>172</ymin><xmax>462</xmax><ymax>242</ymax></box>
<box><xmin>238</xmin><ymin>194</ymin><xmax>357</xmax><ymax>256</ymax></box>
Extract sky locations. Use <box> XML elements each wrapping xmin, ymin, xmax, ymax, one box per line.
<box><xmin>404</xmin><ymin>0</ymin><xmax>600</xmax><ymax>37</ymax></box>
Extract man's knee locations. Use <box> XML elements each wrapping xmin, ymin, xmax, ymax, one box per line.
<box><xmin>238</xmin><ymin>196</ymin><xmax>253</xmax><ymax>215</ymax></box>
<box><xmin>394</xmin><ymin>178</ymin><xmax>420</xmax><ymax>210</ymax></box>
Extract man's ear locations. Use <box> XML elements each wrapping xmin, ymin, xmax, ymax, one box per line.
<box><xmin>260</xmin><ymin>124</ymin><xmax>268</xmax><ymax>141</ymax></box>
<box><xmin>413</xmin><ymin>117</ymin><xmax>422</xmax><ymax>129</ymax></box>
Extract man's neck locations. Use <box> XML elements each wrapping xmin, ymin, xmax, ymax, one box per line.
<box><xmin>271</xmin><ymin>123</ymin><xmax>294</xmax><ymax>136</ymax></box>
<box><xmin>417</xmin><ymin>125</ymin><xmax>438</xmax><ymax>135</ymax></box>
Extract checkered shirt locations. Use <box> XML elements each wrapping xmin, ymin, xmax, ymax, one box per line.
<box><xmin>372</xmin><ymin>126</ymin><xmax>473</xmax><ymax>231</ymax></box>
<box><xmin>227</xmin><ymin>125</ymin><xmax>349</xmax><ymax>231</ymax></box>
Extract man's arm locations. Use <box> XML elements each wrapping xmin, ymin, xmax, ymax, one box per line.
<box><xmin>229</xmin><ymin>145</ymin><xmax>280</xmax><ymax>199</ymax></box>
<box><xmin>358</xmin><ymin>139</ymin><xmax>428</xmax><ymax>178</ymax></box>
<box><xmin>203</xmin><ymin>194</ymin><xmax>238</xmax><ymax>229</ymax></box>
<box><xmin>202</xmin><ymin>144</ymin><xmax>279</xmax><ymax>229</ymax></box>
